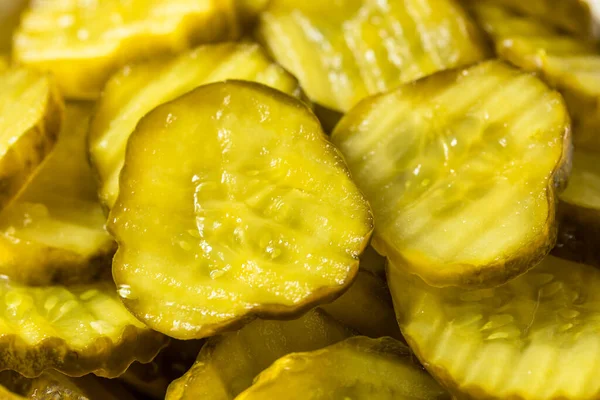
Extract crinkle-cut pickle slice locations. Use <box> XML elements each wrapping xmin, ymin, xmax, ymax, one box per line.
<box><xmin>258</xmin><ymin>0</ymin><xmax>488</xmax><ymax>113</ymax></box>
<box><xmin>389</xmin><ymin>255</ymin><xmax>600</xmax><ymax>400</ymax></box>
<box><xmin>110</xmin><ymin>81</ymin><xmax>373</xmax><ymax>339</ymax></box>
<box><xmin>235</xmin><ymin>336</ymin><xmax>448</xmax><ymax>400</ymax></box>
<box><xmin>553</xmin><ymin>149</ymin><xmax>600</xmax><ymax>267</ymax></box>
<box><xmin>471</xmin><ymin>3</ymin><xmax>600</xmax><ymax>152</ymax></box>
<box><xmin>331</xmin><ymin>60</ymin><xmax>571</xmax><ymax>288</ymax></box>
<box><xmin>0</xmin><ymin>280</ymin><xmax>167</xmax><ymax>378</ymax></box>
<box><xmin>13</xmin><ymin>0</ymin><xmax>240</xmax><ymax>99</ymax></box>
<box><xmin>0</xmin><ymin>66</ymin><xmax>63</xmax><ymax>212</ymax></box>
<box><xmin>0</xmin><ymin>103</ymin><xmax>114</xmax><ymax>286</ymax></box>
<box><xmin>166</xmin><ymin>309</ymin><xmax>352</xmax><ymax>400</ymax></box>
<box><xmin>0</xmin><ymin>370</ymin><xmax>137</xmax><ymax>400</ymax></box>
<box><xmin>465</xmin><ymin>0</ymin><xmax>600</xmax><ymax>39</ymax></box>
<box><xmin>320</xmin><ymin>270</ymin><xmax>402</xmax><ymax>341</ymax></box>
<box><xmin>89</xmin><ymin>42</ymin><xmax>301</xmax><ymax>211</ymax></box>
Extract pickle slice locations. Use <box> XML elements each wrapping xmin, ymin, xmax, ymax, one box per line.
<box><xmin>236</xmin><ymin>336</ymin><xmax>448</xmax><ymax>400</ymax></box>
<box><xmin>258</xmin><ymin>0</ymin><xmax>488</xmax><ymax>113</ymax></box>
<box><xmin>89</xmin><ymin>42</ymin><xmax>301</xmax><ymax>210</ymax></box>
<box><xmin>0</xmin><ymin>370</ymin><xmax>137</xmax><ymax>400</ymax></box>
<box><xmin>110</xmin><ymin>81</ymin><xmax>373</xmax><ymax>339</ymax></box>
<box><xmin>320</xmin><ymin>270</ymin><xmax>402</xmax><ymax>340</ymax></box>
<box><xmin>0</xmin><ymin>66</ymin><xmax>63</xmax><ymax>212</ymax></box>
<box><xmin>0</xmin><ymin>280</ymin><xmax>167</xmax><ymax>378</ymax></box>
<box><xmin>165</xmin><ymin>309</ymin><xmax>352</xmax><ymax>400</ymax></box>
<box><xmin>471</xmin><ymin>3</ymin><xmax>600</xmax><ymax>152</ymax></box>
<box><xmin>331</xmin><ymin>60</ymin><xmax>571</xmax><ymax>288</ymax></box>
<box><xmin>389</xmin><ymin>255</ymin><xmax>600</xmax><ymax>400</ymax></box>
<box><xmin>0</xmin><ymin>103</ymin><xmax>115</xmax><ymax>285</ymax></box>
<box><xmin>553</xmin><ymin>149</ymin><xmax>600</xmax><ymax>267</ymax></box>
<box><xmin>13</xmin><ymin>0</ymin><xmax>240</xmax><ymax>99</ymax></box>
<box><xmin>466</xmin><ymin>0</ymin><xmax>600</xmax><ymax>38</ymax></box>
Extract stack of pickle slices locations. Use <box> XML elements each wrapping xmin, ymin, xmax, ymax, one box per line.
<box><xmin>0</xmin><ymin>0</ymin><xmax>598</xmax><ymax>399</ymax></box>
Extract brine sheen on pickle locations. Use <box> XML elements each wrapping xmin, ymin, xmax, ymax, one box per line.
<box><xmin>0</xmin><ymin>281</ymin><xmax>167</xmax><ymax>378</ymax></box>
<box><xmin>466</xmin><ymin>0</ymin><xmax>600</xmax><ymax>38</ymax></box>
<box><xmin>332</xmin><ymin>60</ymin><xmax>571</xmax><ymax>288</ymax></box>
<box><xmin>0</xmin><ymin>104</ymin><xmax>115</xmax><ymax>285</ymax></box>
<box><xmin>166</xmin><ymin>310</ymin><xmax>352</xmax><ymax>400</ymax></box>
<box><xmin>89</xmin><ymin>42</ymin><xmax>301</xmax><ymax>210</ymax></box>
<box><xmin>389</xmin><ymin>255</ymin><xmax>600</xmax><ymax>400</ymax></box>
<box><xmin>13</xmin><ymin>0</ymin><xmax>240</xmax><ymax>99</ymax></box>
<box><xmin>554</xmin><ymin>149</ymin><xmax>600</xmax><ymax>267</ymax></box>
<box><xmin>235</xmin><ymin>336</ymin><xmax>449</xmax><ymax>400</ymax></box>
<box><xmin>109</xmin><ymin>81</ymin><xmax>373</xmax><ymax>339</ymax></box>
<box><xmin>258</xmin><ymin>0</ymin><xmax>488</xmax><ymax>112</ymax></box>
<box><xmin>0</xmin><ymin>66</ymin><xmax>63</xmax><ymax>211</ymax></box>
<box><xmin>471</xmin><ymin>3</ymin><xmax>600</xmax><ymax>151</ymax></box>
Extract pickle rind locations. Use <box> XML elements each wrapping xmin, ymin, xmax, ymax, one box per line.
<box><xmin>166</xmin><ymin>310</ymin><xmax>352</xmax><ymax>400</ymax></box>
<box><xmin>389</xmin><ymin>255</ymin><xmax>600</xmax><ymax>400</ymax></box>
<box><xmin>0</xmin><ymin>281</ymin><xmax>168</xmax><ymax>378</ymax></box>
<box><xmin>258</xmin><ymin>0</ymin><xmax>489</xmax><ymax>113</ymax></box>
<box><xmin>110</xmin><ymin>80</ymin><xmax>373</xmax><ymax>339</ymax></box>
<box><xmin>89</xmin><ymin>42</ymin><xmax>302</xmax><ymax>211</ymax></box>
<box><xmin>0</xmin><ymin>67</ymin><xmax>63</xmax><ymax>212</ymax></box>
<box><xmin>235</xmin><ymin>336</ymin><xmax>449</xmax><ymax>400</ymax></box>
<box><xmin>332</xmin><ymin>60</ymin><xmax>571</xmax><ymax>288</ymax></box>
<box><xmin>0</xmin><ymin>103</ymin><xmax>115</xmax><ymax>285</ymax></box>
<box><xmin>13</xmin><ymin>0</ymin><xmax>241</xmax><ymax>99</ymax></box>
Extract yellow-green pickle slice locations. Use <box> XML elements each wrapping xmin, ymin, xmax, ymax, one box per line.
<box><xmin>332</xmin><ymin>60</ymin><xmax>571</xmax><ymax>288</ymax></box>
<box><xmin>109</xmin><ymin>81</ymin><xmax>373</xmax><ymax>339</ymax></box>
<box><xmin>89</xmin><ymin>41</ymin><xmax>301</xmax><ymax>211</ymax></box>
<box><xmin>389</xmin><ymin>255</ymin><xmax>600</xmax><ymax>400</ymax></box>
<box><xmin>554</xmin><ymin>149</ymin><xmax>600</xmax><ymax>267</ymax></box>
<box><xmin>258</xmin><ymin>0</ymin><xmax>488</xmax><ymax>113</ymax></box>
<box><xmin>465</xmin><ymin>0</ymin><xmax>600</xmax><ymax>38</ymax></box>
<box><xmin>0</xmin><ymin>280</ymin><xmax>167</xmax><ymax>378</ymax></box>
<box><xmin>471</xmin><ymin>2</ymin><xmax>600</xmax><ymax>151</ymax></box>
<box><xmin>0</xmin><ymin>370</ymin><xmax>137</xmax><ymax>400</ymax></box>
<box><xmin>235</xmin><ymin>336</ymin><xmax>449</xmax><ymax>400</ymax></box>
<box><xmin>0</xmin><ymin>103</ymin><xmax>115</xmax><ymax>285</ymax></box>
<box><xmin>165</xmin><ymin>309</ymin><xmax>352</xmax><ymax>400</ymax></box>
<box><xmin>13</xmin><ymin>0</ymin><xmax>240</xmax><ymax>99</ymax></box>
<box><xmin>0</xmin><ymin>66</ymin><xmax>63</xmax><ymax>212</ymax></box>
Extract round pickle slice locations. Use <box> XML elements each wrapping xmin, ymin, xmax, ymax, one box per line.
<box><xmin>13</xmin><ymin>0</ymin><xmax>240</xmax><ymax>99</ymax></box>
<box><xmin>109</xmin><ymin>81</ymin><xmax>373</xmax><ymax>339</ymax></box>
<box><xmin>471</xmin><ymin>3</ymin><xmax>600</xmax><ymax>152</ymax></box>
<box><xmin>235</xmin><ymin>336</ymin><xmax>449</xmax><ymax>400</ymax></box>
<box><xmin>331</xmin><ymin>60</ymin><xmax>571</xmax><ymax>288</ymax></box>
<box><xmin>554</xmin><ymin>149</ymin><xmax>600</xmax><ymax>267</ymax></box>
<box><xmin>89</xmin><ymin>42</ymin><xmax>301</xmax><ymax>211</ymax></box>
<box><xmin>0</xmin><ymin>103</ymin><xmax>115</xmax><ymax>285</ymax></box>
<box><xmin>0</xmin><ymin>66</ymin><xmax>63</xmax><ymax>212</ymax></box>
<box><xmin>465</xmin><ymin>0</ymin><xmax>600</xmax><ymax>39</ymax></box>
<box><xmin>389</xmin><ymin>255</ymin><xmax>600</xmax><ymax>400</ymax></box>
<box><xmin>0</xmin><ymin>280</ymin><xmax>167</xmax><ymax>378</ymax></box>
<box><xmin>166</xmin><ymin>309</ymin><xmax>352</xmax><ymax>400</ymax></box>
<box><xmin>257</xmin><ymin>0</ymin><xmax>488</xmax><ymax>113</ymax></box>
